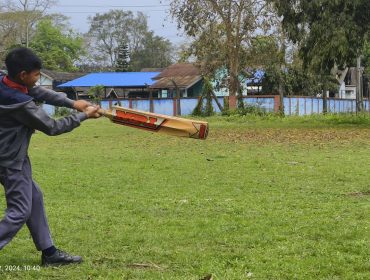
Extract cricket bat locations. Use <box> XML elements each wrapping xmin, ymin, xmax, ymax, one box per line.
<box><xmin>97</xmin><ymin>106</ymin><xmax>209</xmax><ymax>140</ymax></box>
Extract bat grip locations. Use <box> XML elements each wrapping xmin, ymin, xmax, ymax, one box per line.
<box><xmin>85</xmin><ymin>106</ymin><xmax>110</xmax><ymax>117</ymax></box>
<box><xmin>97</xmin><ymin>108</ymin><xmax>106</xmax><ymax>115</ymax></box>
<box><xmin>97</xmin><ymin>108</ymin><xmax>113</xmax><ymax>118</ymax></box>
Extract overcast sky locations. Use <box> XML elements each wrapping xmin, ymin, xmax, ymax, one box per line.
<box><xmin>48</xmin><ymin>0</ymin><xmax>187</xmax><ymax>44</ymax></box>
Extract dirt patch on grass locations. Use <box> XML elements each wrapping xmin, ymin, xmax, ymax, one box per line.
<box><xmin>348</xmin><ymin>191</ymin><xmax>370</xmax><ymax>197</ymax></box>
<box><xmin>210</xmin><ymin>128</ymin><xmax>370</xmax><ymax>144</ymax></box>
<box><xmin>127</xmin><ymin>262</ymin><xmax>164</xmax><ymax>270</ymax></box>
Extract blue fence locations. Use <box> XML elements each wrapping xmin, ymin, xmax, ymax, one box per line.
<box><xmin>283</xmin><ymin>97</ymin><xmax>367</xmax><ymax>115</ymax></box>
<box><xmin>244</xmin><ymin>97</ymin><xmax>275</xmax><ymax>112</ymax></box>
<box><xmin>44</xmin><ymin>96</ymin><xmax>370</xmax><ymax>116</ymax></box>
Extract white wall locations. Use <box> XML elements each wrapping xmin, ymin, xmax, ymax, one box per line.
<box><xmin>37</xmin><ymin>73</ymin><xmax>53</xmax><ymax>88</ymax></box>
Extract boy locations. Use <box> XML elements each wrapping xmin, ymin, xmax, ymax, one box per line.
<box><xmin>0</xmin><ymin>47</ymin><xmax>100</xmax><ymax>266</ymax></box>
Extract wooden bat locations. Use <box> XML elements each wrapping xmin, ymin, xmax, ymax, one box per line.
<box><xmin>97</xmin><ymin>106</ymin><xmax>209</xmax><ymax>140</ymax></box>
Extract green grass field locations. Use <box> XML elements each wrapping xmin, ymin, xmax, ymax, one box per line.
<box><xmin>0</xmin><ymin>114</ymin><xmax>369</xmax><ymax>279</ymax></box>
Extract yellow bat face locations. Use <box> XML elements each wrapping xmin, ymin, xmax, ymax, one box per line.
<box><xmin>102</xmin><ymin>106</ymin><xmax>209</xmax><ymax>140</ymax></box>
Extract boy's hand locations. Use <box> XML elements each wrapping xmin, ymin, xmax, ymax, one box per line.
<box><xmin>73</xmin><ymin>100</ymin><xmax>93</xmax><ymax>112</ymax></box>
<box><xmin>84</xmin><ymin>106</ymin><xmax>102</xmax><ymax>119</ymax></box>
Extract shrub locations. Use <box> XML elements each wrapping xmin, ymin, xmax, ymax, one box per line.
<box><xmin>53</xmin><ymin>107</ymin><xmax>72</xmax><ymax>117</ymax></box>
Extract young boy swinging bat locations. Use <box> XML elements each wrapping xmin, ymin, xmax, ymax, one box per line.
<box><xmin>0</xmin><ymin>47</ymin><xmax>101</xmax><ymax>266</ymax></box>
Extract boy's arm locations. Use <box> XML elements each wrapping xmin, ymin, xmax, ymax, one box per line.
<box><xmin>28</xmin><ymin>86</ymin><xmax>91</xmax><ymax>111</ymax></box>
<box><xmin>12</xmin><ymin>101</ymin><xmax>98</xmax><ymax>136</ymax></box>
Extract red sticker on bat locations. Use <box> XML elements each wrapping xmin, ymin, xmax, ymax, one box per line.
<box><xmin>113</xmin><ymin>110</ymin><xmax>165</xmax><ymax>131</ymax></box>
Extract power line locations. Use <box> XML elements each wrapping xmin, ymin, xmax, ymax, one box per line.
<box><xmin>52</xmin><ymin>4</ymin><xmax>170</xmax><ymax>13</ymax></box>
<box><xmin>51</xmin><ymin>10</ymin><xmax>167</xmax><ymax>14</ymax></box>
<box><xmin>56</xmin><ymin>4</ymin><xmax>170</xmax><ymax>8</ymax></box>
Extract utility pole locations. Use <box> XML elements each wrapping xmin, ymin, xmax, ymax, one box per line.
<box><xmin>278</xmin><ymin>25</ymin><xmax>286</xmax><ymax>115</ymax></box>
<box><xmin>22</xmin><ymin>0</ymin><xmax>30</xmax><ymax>47</ymax></box>
<box><xmin>278</xmin><ymin>68</ymin><xmax>285</xmax><ymax>114</ymax></box>
<box><xmin>356</xmin><ymin>56</ymin><xmax>364</xmax><ymax>113</ymax></box>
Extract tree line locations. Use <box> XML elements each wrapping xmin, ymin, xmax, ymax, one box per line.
<box><xmin>170</xmin><ymin>0</ymin><xmax>370</xmax><ymax>111</ymax></box>
<box><xmin>0</xmin><ymin>0</ymin><xmax>369</xmax><ymax>111</ymax></box>
<box><xmin>0</xmin><ymin>0</ymin><xmax>174</xmax><ymax>72</ymax></box>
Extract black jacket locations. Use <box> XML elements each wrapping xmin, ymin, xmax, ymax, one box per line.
<box><xmin>0</xmin><ymin>76</ymin><xmax>87</xmax><ymax>170</ymax></box>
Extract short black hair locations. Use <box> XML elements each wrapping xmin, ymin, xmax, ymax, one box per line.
<box><xmin>5</xmin><ymin>47</ymin><xmax>42</xmax><ymax>78</ymax></box>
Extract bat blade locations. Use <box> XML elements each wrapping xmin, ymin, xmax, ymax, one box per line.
<box><xmin>101</xmin><ymin>106</ymin><xmax>209</xmax><ymax>140</ymax></box>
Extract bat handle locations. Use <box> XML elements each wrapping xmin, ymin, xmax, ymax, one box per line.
<box><xmin>85</xmin><ymin>106</ymin><xmax>110</xmax><ymax>117</ymax></box>
<box><xmin>97</xmin><ymin>108</ymin><xmax>113</xmax><ymax>118</ymax></box>
<box><xmin>97</xmin><ymin>108</ymin><xmax>106</xmax><ymax>115</ymax></box>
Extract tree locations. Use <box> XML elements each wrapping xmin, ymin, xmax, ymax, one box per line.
<box><xmin>2</xmin><ymin>0</ymin><xmax>55</xmax><ymax>46</ymax></box>
<box><xmin>129</xmin><ymin>31</ymin><xmax>174</xmax><ymax>71</ymax></box>
<box><xmin>272</xmin><ymin>0</ymin><xmax>370</xmax><ymax>71</ymax></box>
<box><xmin>192</xmin><ymin>78</ymin><xmax>216</xmax><ymax>116</ymax></box>
<box><xmin>87</xmin><ymin>85</ymin><xmax>105</xmax><ymax>104</ymax></box>
<box><xmin>87</xmin><ymin>10</ymin><xmax>137</xmax><ymax>67</ymax></box>
<box><xmin>0</xmin><ymin>0</ymin><xmax>56</xmax><ymax>59</ymax></box>
<box><xmin>363</xmin><ymin>40</ymin><xmax>370</xmax><ymax>74</ymax></box>
<box><xmin>0</xmin><ymin>10</ymin><xmax>23</xmax><ymax>58</ymax></box>
<box><xmin>245</xmin><ymin>36</ymin><xmax>281</xmax><ymax>68</ymax></box>
<box><xmin>30</xmin><ymin>19</ymin><xmax>84</xmax><ymax>71</ymax></box>
<box><xmin>86</xmin><ymin>10</ymin><xmax>173</xmax><ymax>71</ymax></box>
<box><xmin>170</xmin><ymin>0</ymin><xmax>273</xmax><ymax>109</ymax></box>
<box><xmin>115</xmin><ymin>41</ymin><xmax>130</xmax><ymax>72</ymax></box>
<box><xmin>270</xmin><ymin>0</ymin><xmax>370</xmax><ymax>111</ymax></box>
<box><xmin>247</xmin><ymin>36</ymin><xmax>338</xmax><ymax>97</ymax></box>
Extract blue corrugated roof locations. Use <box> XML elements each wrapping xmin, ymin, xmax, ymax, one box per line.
<box><xmin>57</xmin><ymin>72</ymin><xmax>160</xmax><ymax>87</ymax></box>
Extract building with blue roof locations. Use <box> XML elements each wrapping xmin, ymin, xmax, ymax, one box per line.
<box><xmin>57</xmin><ymin>72</ymin><xmax>160</xmax><ymax>99</ymax></box>
<box><xmin>58</xmin><ymin>72</ymin><xmax>159</xmax><ymax>87</ymax></box>
<box><xmin>57</xmin><ymin>64</ymin><xmax>206</xmax><ymax>100</ymax></box>
<box><xmin>55</xmin><ymin>66</ymin><xmax>266</xmax><ymax>101</ymax></box>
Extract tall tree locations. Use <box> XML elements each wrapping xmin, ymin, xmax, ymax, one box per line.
<box><xmin>30</xmin><ymin>19</ymin><xmax>84</xmax><ymax>71</ymax></box>
<box><xmin>87</xmin><ymin>10</ymin><xmax>138</xmax><ymax>67</ymax></box>
<box><xmin>0</xmin><ymin>11</ymin><xmax>23</xmax><ymax>58</ymax></box>
<box><xmin>270</xmin><ymin>0</ymin><xmax>370</xmax><ymax>111</ymax></box>
<box><xmin>129</xmin><ymin>31</ymin><xmax>174</xmax><ymax>71</ymax></box>
<box><xmin>86</xmin><ymin>10</ymin><xmax>173</xmax><ymax>71</ymax></box>
<box><xmin>3</xmin><ymin>0</ymin><xmax>55</xmax><ymax>46</ymax></box>
<box><xmin>271</xmin><ymin>0</ymin><xmax>370</xmax><ymax>71</ymax></box>
<box><xmin>115</xmin><ymin>41</ymin><xmax>130</xmax><ymax>72</ymax></box>
<box><xmin>0</xmin><ymin>0</ymin><xmax>56</xmax><ymax>59</ymax></box>
<box><xmin>170</xmin><ymin>0</ymin><xmax>273</xmax><ymax>108</ymax></box>
<box><xmin>363</xmin><ymin>40</ymin><xmax>370</xmax><ymax>74</ymax></box>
